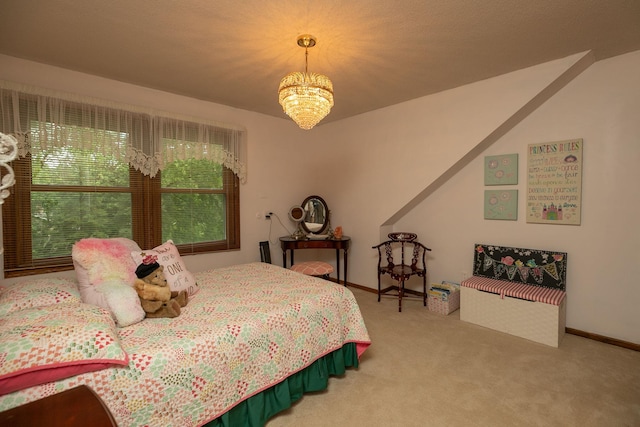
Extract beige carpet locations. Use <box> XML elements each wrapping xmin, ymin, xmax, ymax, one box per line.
<box><xmin>267</xmin><ymin>288</ymin><xmax>640</xmax><ymax>427</ymax></box>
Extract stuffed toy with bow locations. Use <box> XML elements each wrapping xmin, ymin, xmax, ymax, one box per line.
<box><xmin>134</xmin><ymin>255</ymin><xmax>188</xmax><ymax>318</ymax></box>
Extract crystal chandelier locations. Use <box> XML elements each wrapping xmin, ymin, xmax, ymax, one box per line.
<box><xmin>278</xmin><ymin>35</ymin><xmax>334</xmax><ymax>130</ymax></box>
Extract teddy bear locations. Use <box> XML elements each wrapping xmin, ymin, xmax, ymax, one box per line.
<box><xmin>134</xmin><ymin>256</ymin><xmax>188</xmax><ymax>318</ymax></box>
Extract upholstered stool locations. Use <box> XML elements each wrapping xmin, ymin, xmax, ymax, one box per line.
<box><xmin>290</xmin><ymin>261</ymin><xmax>334</xmax><ymax>280</ymax></box>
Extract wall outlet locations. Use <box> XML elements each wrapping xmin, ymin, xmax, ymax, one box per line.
<box><xmin>257</xmin><ymin>211</ymin><xmax>272</xmax><ymax>220</ymax></box>
<box><xmin>461</xmin><ymin>271</ymin><xmax>469</xmax><ymax>282</ymax></box>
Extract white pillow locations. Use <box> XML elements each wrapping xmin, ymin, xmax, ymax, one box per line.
<box><xmin>131</xmin><ymin>240</ymin><xmax>199</xmax><ymax>297</ymax></box>
<box><xmin>72</xmin><ymin>237</ymin><xmax>146</xmax><ymax>326</ymax></box>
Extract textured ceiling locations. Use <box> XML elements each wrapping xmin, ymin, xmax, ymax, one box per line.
<box><xmin>1</xmin><ymin>0</ymin><xmax>640</xmax><ymax>125</ymax></box>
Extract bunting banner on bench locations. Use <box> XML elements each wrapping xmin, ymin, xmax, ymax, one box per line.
<box><xmin>473</xmin><ymin>244</ymin><xmax>567</xmax><ymax>291</ymax></box>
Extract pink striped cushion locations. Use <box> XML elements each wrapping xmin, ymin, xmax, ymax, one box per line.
<box><xmin>290</xmin><ymin>261</ymin><xmax>334</xmax><ymax>276</ymax></box>
<box><xmin>461</xmin><ymin>276</ymin><xmax>565</xmax><ymax>306</ymax></box>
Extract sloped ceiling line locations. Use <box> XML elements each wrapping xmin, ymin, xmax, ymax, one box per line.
<box><xmin>381</xmin><ymin>51</ymin><xmax>596</xmax><ymax>232</ymax></box>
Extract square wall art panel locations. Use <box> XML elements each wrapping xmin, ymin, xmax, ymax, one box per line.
<box><xmin>484</xmin><ymin>154</ymin><xmax>518</xmax><ymax>185</ymax></box>
<box><xmin>484</xmin><ymin>190</ymin><xmax>518</xmax><ymax>220</ymax></box>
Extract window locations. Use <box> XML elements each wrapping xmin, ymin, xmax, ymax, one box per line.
<box><xmin>156</xmin><ymin>121</ymin><xmax>240</xmax><ymax>253</ymax></box>
<box><xmin>156</xmin><ymin>155</ymin><xmax>240</xmax><ymax>253</ymax></box>
<box><xmin>1</xmin><ymin>86</ymin><xmax>245</xmax><ymax>277</ymax></box>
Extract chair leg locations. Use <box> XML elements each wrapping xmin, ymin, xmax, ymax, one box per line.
<box><xmin>377</xmin><ymin>274</ymin><xmax>381</xmax><ymax>302</ymax></box>
<box><xmin>398</xmin><ymin>280</ymin><xmax>404</xmax><ymax>312</ymax></box>
<box><xmin>423</xmin><ymin>276</ymin><xmax>427</xmax><ymax>306</ymax></box>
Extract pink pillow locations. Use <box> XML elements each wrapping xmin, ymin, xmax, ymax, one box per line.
<box><xmin>72</xmin><ymin>238</ymin><xmax>146</xmax><ymax>326</ymax></box>
<box><xmin>131</xmin><ymin>240</ymin><xmax>199</xmax><ymax>297</ymax></box>
<box><xmin>72</xmin><ymin>238</ymin><xmax>140</xmax><ymax>306</ymax></box>
<box><xmin>0</xmin><ymin>304</ymin><xmax>128</xmax><ymax>395</ymax></box>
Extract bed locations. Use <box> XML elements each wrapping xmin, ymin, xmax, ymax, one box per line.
<box><xmin>0</xmin><ymin>261</ymin><xmax>371</xmax><ymax>426</ymax></box>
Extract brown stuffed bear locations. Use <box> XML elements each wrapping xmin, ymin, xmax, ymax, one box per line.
<box><xmin>134</xmin><ymin>259</ymin><xmax>188</xmax><ymax>318</ymax></box>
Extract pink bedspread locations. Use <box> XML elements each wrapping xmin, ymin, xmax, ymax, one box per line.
<box><xmin>0</xmin><ymin>263</ymin><xmax>371</xmax><ymax>426</ymax></box>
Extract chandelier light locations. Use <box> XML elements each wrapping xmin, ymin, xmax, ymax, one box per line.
<box><xmin>278</xmin><ymin>34</ymin><xmax>334</xmax><ymax>130</ymax></box>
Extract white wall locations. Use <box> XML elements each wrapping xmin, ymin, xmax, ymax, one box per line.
<box><xmin>319</xmin><ymin>50</ymin><xmax>640</xmax><ymax>344</ymax></box>
<box><xmin>312</xmin><ymin>52</ymin><xmax>593</xmax><ymax>284</ymax></box>
<box><xmin>2</xmin><ymin>50</ymin><xmax>638</xmax><ymax>343</ymax></box>
<box><xmin>399</xmin><ymin>51</ymin><xmax>640</xmax><ymax>344</ymax></box>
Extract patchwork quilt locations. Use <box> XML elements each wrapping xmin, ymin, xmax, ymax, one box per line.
<box><xmin>0</xmin><ymin>263</ymin><xmax>371</xmax><ymax>426</ymax></box>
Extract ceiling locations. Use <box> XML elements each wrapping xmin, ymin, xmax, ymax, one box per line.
<box><xmin>1</xmin><ymin>0</ymin><xmax>640</xmax><ymax>125</ymax></box>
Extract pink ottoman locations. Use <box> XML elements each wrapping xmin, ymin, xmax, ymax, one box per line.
<box><xmin>290</xmin><ymin>261</ymin><xmax>334</xmax><ymax>280</ymax></box>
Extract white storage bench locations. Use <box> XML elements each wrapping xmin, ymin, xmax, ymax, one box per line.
<box><xmin>460</xmin><ymin>244</ymin><xmax>567</xmax><ymax>347</ymax></box>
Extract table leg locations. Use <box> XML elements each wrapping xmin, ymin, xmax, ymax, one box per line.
<box><xmin>335</xmin><ymin>248</ymin><xmax>340</xmax><ymax>285</ymax></box>
<box><xmin>281</xmin><ymin>249</ymin><xmax>295</xmax><ymax>268</ymax></box>
<box><xmin>343</xmin><ymin>249</ymin><xmax>348</xmax><ymax>286</ymax></box>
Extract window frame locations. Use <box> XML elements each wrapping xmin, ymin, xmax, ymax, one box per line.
<box><xmin>147</xmin><ymin>165</ymin><xmax>240</xmax><ymax>255</ymax></box>
<box><xmin>1</xmin><ymin>86</ymin><xmax>245</xmax><ymax>278</ymax></box>
<box><xmin>2</xmin><ymin>156</ymin><xmax>240</xmax><ymax>278</ymax></box>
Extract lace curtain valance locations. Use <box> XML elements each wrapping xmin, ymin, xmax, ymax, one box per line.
<box><xmin>0</xmin><ymin>82</ymin><xmax>247</xmax><ymax>182</ymax></box>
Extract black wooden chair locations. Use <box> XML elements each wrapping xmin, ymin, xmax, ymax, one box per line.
<box><xmin>259</xmin><ymin>241</ymin><xmax>272</xmax><ymax>264</ymax></box>
<box><xmin>372</xmin><ymin>232</ymin><xmax>431</xmax><ymax>312</ymax></box>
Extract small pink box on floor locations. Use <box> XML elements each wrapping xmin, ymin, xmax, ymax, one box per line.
<box><xmin>427</xmin><ymin>282</ymin><xmax>460</xmax><ymax>315</ymax></box>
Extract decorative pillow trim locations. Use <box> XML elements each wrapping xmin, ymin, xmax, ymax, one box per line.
<box><xmin>0</xmin><ymin>362</ymin><xmax>127</xmax><ymax>396</ymax></box>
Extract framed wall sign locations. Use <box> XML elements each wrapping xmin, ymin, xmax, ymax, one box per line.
<box><xmin>526</xmin><ymin>139</ymin><xmax>582</xmax><ymax>225</ymax></box>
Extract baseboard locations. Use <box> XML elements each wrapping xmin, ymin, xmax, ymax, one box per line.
<box><xmin>565</xmin><ymin>328</ymin><xmax>639</xmax><ymax>352</ymax></box>
<box><xmin>345</xmin><ymin>282</ymin><xmax>639</xmax><ymax>352</ymax></box>
<box><xmin>344</xmin><ymin>282</ymin><xmax>376</xmax><ymax>293</ymax></box>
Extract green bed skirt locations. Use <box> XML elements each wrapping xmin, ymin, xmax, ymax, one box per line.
<box><xmin>205</xmin><ymin>342</ymin><xmax>359</xmax><ymax>427</ymax></box>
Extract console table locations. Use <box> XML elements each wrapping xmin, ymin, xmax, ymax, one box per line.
<box><xmin>280</xmin><ymin>236</ymin><xmax>350</xmax><ymax>285</ymax></box>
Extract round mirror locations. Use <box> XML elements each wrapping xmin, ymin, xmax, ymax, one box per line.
<box><xmin>288</xmin><ymin>205</ymin><xmax>307</xmax><ymax>239</ymax></box>
<box><xmin>288</xmin><ymin>205</ymin><xmax>305</xmax><ymax>222</ymax></box>
<box><xmin>300</xmin><ymin>195</ymin><xmax>329</xmax><ymax>235</ymax></box>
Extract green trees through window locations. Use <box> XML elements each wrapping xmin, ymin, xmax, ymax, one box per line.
<box><xmin>3</xmin><ymin>125</ymin><xmax>239</xmax><ymax>277</ymax></box>
<box><xmin>160</xmin><ymin>158</ymin><xmax>227</xmax><ymax>245</ymax></box>
<box><xmin>29</xmin><ymin>135</ymin><xmax>133</xmax><ymax>260</ymax></box>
